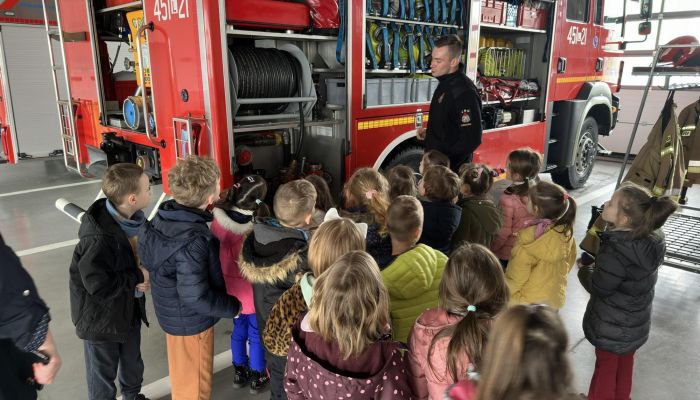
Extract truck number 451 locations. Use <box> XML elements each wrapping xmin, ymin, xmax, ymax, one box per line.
<box><xmin>567</xmin><ymin>26</ymin><xmax>587</xmax><ymax>46</ymax></box>
<box><xmin>153</xmin><ymin>0</ymin><xmax>190</xmax><ymax>22</ymax></box>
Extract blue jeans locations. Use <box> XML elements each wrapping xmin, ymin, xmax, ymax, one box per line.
<box><xmin>83</xmin><ymin>326</ymin><xmax>143</xmax><ymax>400</ymax></box>
<box><xmin>231</xmin><ymin>313</ymin><xmax>266</xmax><ymax>373</ymax></box>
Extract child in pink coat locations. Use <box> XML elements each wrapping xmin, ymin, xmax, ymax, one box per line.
<box><xmin>490</xmin><ymin>148</ymin><xmax>542</xmax><ymax>267</ymax></box>
<box><xmin>408</xmin><ymin>243</ymin><xmax>509</xmax><ymax>400</ymax></box>
<box><xmin>211</xmin><ymin>175</ymin><xmax>271</xmax><ymax>393</ymax></box>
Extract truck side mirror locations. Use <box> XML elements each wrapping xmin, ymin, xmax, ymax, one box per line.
<box><xmin>639</xmin><ymin>0</ymin><xmax>653</xmax><ymax>20</ymax></box>
<box><xmin>638</xmin><ymin>21</ymin><xmax>652</xmax><ymax>35</ymax></box>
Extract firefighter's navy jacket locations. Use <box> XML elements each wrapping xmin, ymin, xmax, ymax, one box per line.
<box><xmin>425</xmin><ymin>70</ymin><xmax>483</xmax><ymax>171</ymax></box>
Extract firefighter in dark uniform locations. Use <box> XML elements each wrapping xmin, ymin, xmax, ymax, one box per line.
<box><xmin>417</xmin><ymin>34</ymin><xmax>482</xmax><ymax>172</ymax></box>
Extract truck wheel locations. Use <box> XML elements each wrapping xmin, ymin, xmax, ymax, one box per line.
<box><xmin>382</xmin><ymin>146</ymin><xmax>424</xmax><ymax>172</ymax></box>
<box><xmin>552</xmin><ymin>116</ymin><xmax>599</xmax><ymax>189</ymax></box>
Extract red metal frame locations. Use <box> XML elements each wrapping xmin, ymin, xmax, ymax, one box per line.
<box><xmin>51</xmin><ymin>0</ymin><xmax>621</xmax><ymax>194</ymax></box>
<box><xmin>0</xmin><ymin>72</ymin><xmax>15</xmax><ymax>163</ymax></box>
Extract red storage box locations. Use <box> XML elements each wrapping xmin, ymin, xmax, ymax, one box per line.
<box><xmin>517</xmin><ymin>3</ymin><xmax>549</xmax><ymax>30</ymax></box>
<box><xmin>226</xmin><ymin>0</ymin><xmax>310</xmax><ymax>31</ymax></box>
<box><xmin>481</xmin><ymin>0</ymin><xmax>505</xmax><ymax>25</ymax></box>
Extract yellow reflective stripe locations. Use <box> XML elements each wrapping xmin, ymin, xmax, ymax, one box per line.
<box><xmin>688</xmin><ymin>166</ymin><xmax>700</xmax><ymax>174</ymax></box>
<box><xmin>587</xmin><ymin>225</ymin><xmax>602</xmax><ymax>237</ymax></box>
<box><xmin>652</xmin><ymin>185</ymin><xmax>665</xmax><ymax>196</ymax></box>
<box><xmin>357</xmin><ymin>115</ymin><xmax>426</xmax><ymax>131</ymax></box>
<box><xmin>660</xmin><ymin>146</ymin><xmax>674</xmax><ymax>156</ymax></box>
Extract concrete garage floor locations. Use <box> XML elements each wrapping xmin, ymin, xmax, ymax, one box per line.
<box><xmin>1</xmin><ymin>157</ymin><xmax>699</xmax><ymax>400</ymax></box>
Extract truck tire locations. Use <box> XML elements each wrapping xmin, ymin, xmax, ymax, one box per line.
<box><xmin>382</xmin><ymin>145</ymin><xmax>424</xmax><ymax>172</ymax></box>
<box><xmin>552</xmin><ymin>116</ymin><xmax>598</xmax><ymax>189</ymax></box>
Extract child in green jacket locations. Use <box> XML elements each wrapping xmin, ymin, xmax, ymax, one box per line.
<box><xmin>381</xmin><ymin>195</ymin><xmax>446</xmax><ymax>343</ymax></box>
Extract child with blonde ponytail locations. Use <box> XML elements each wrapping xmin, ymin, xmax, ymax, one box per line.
<box><xmin>342</xmin><ymin>167</ymin><xmax>393</xmax><ymax>260</ymax></box>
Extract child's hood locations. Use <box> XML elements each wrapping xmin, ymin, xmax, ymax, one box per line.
<box><xmin>289</xmin><ymin>315</ymin><xmax>409</xmax><ymax>397</ymax></box>
<box><xmin>600</xmin><ymin>230</ymin><xmax>665</xmax><ymax>275</ymax></box>
<box><xmin>516</xmin><ymin>225</ymin><xmax>573</xmax><ymax>262</ymax></box>
<box><xmin>382</xmin><ymin>244</ymin><xmax>447</xmax><ymax>299</ymax></box>
<box><xmin>138</xmin><ymin>200</ymin><xmax>213</xmax><ymax>270</ymax></box>
<box><xmin>212</xmin><ymin>207</ymin><xmax>254</xmax><ymax>236</ymax></box>
<box><xmin>78</xmin><ymin>198</ymin><xmax>120</xmax><ymax>239</ymax></box>
<box><xmin>238</xmin><ymin>221</ymin><xmax>308</xmax><ymax>284</ymax></box>
<box><xmin>412</xmin><ymin>308</ymin><xmax>461</xmax><ymax>340</ymax></box>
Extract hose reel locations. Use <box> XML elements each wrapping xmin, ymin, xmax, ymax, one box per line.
<box><xmin>229</xmin><ymin>44</ymin><xmax>316</xmax><ymax>119</ymax></box>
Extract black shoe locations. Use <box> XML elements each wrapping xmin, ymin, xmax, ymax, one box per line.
<box><xmin>233</xmin><ymin>365</ymin><xmax>250</xmax><ymax>389</ymax></box>
<box><xmin>249</xmin><ymin>369</ymin><xmax>270</xmax><ymax>394</ymax></box>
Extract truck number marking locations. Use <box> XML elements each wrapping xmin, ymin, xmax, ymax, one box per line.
<box><xmin>153</xmin><ymin>0</ymin><xmax>190</xmax><ymax>22</ymax></box>
<box><xmin>567</xmin><ymin>26</ymin><xmax>587</xmax><ymax>46</ymax></box>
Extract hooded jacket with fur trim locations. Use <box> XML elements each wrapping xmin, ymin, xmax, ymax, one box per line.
<box><xmin>238</xmin><ymin>220</ymin><xmax>309</xmax><ymax>334</ymax></box>
<box><xmin>211</xmin><ymin>207</ymin><xmax>256</xmax><ymax>314</ymax></box>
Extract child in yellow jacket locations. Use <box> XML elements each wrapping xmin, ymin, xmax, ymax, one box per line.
<box><xmin>506</xmin><ymin>181</ymin><xmax>577</xmax><ymax>309</ymax></box>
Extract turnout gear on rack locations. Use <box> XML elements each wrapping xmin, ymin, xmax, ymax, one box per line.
<box><xmin>622</xmin><ymin>91</ymin><xmax>686</xmax><ymax>199</ymax></box>
<box><xmin>424</xmin><ymin>70</ymin><xmax>483</xmax><ymax>171</ymax></box>
<box><xmin>677</xmin><ymin>99</ymin><xmax>700</xmax><ymax>185</ymax></box>
<box><xmin>580</xmin><ymin>92</ymin><xmax>686</xmax><ymax>256</ymax></box>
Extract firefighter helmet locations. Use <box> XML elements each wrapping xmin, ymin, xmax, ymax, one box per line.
<box><xmin>658</xmin><ymin>36</ymin><xmax>700</xmax><ymax>66</ymax></box>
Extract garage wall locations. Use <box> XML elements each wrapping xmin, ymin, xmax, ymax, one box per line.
<box><xmin>0</xmin><ymin>24</ymin><xmax>64</xmax><ymax>158</ymax></box>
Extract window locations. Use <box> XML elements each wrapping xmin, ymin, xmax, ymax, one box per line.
<box><xmin>567</xmin><ymin>0</ymin><xmax>590</xmax><ymax>22</ymax></box>
<box><xmin>594</xmin><ymin>0</ymin><xmax>603</xmax><ymax>25</ymax></box>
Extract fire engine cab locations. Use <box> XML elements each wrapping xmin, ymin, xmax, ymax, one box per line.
<box><xmin>5</xmin><ymin>0</ymin><xmax>631</xmax><ymax>193</ymax></box>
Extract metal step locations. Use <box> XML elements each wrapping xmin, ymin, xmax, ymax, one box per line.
<box><xmin>597</xmin><ymin>142</ymin><xmax>612</xmax><ymax>155</ymax></box>
<box><xmin>545</xmin><ymin>163</ymin><xmax>558</xmax><ymax>171</ymax></box>
<box><xmin>548</xmin><ymin>138</ymin><xmax>558</xmax><ymax>144</ymax></box>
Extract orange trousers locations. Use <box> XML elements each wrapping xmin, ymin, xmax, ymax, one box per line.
<box><xmin>166</xmin><ymin>327</ymin><xmax>214</xmax><ymax>400</ymax></box>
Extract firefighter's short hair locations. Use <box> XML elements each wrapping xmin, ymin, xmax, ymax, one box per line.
<box><xmin>387</xmin><ymin>195</ymin><xmax>424</xmax><ymax>243</ymax></box>
<box><xmin>435</xmin><ymin>34</ymin><xmax>463</xmax><ymax>60</ymax></box>
<box><xmin>102</xmin><ymin>163</ymin><xmax>144</xmax><ymax>206</ymax></box>
<box><xmin>168</xmin><ymin>155</ymin><xmax>221</xmax><ymax>208</ymax></box>
<box><xmin>274</xmin><ymin>179</ymin><xmax>317</xmax><ymax>227</ymax></box>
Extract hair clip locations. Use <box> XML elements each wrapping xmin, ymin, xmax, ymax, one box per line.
<box><xmin>476</xmin><ymin>167</ymin><xmax>484</xmax><ymax>179</ymax></box>
<box><xmin>246</xmin><ymin>176</ymin><xmax>256</xmax><ymax>183</ymax></box>
<box><xmin>232</xmin><ymin>182</ymin><xmax>241</xmax><ymax>189</ymax></box>
<box><xmin>365</xmin><ymin>189</ymin><xmax>377</xmax><ymax>200</ymax></box>
<box><xmin>562</xmin><ymin>192</ymin><xmax>570</xmax><ymax>201</ymax></box>
<box><xmin>450</xmin><ymin>305</ymin><xmax>477</xmax><ymax>317</ymax></box>
<box><xmin>255</xmin><ymin>199</ymin><xmax>262</xmax><ymax>205</ymax></box>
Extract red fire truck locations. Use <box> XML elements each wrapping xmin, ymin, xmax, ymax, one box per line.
<box><xmin>2</xmin><ymin>0</ymin><xmax>647</xmax><ymax>193</ymax></box>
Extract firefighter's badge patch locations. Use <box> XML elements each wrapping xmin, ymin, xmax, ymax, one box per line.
<box><xmin>460</xmin><ymin>109</ymin><xmax>471</xmax><ymax>127</ymax></box>
<box><xmin>438</xmin><ymin>93</ymin><xmax>446</xmax><ymax>104</ymax></box>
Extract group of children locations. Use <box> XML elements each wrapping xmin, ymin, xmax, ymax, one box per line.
<box><xmin>68</xmin><ymin>147</ymin><xmax>678</xmax><ymax>400</ymax></box>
